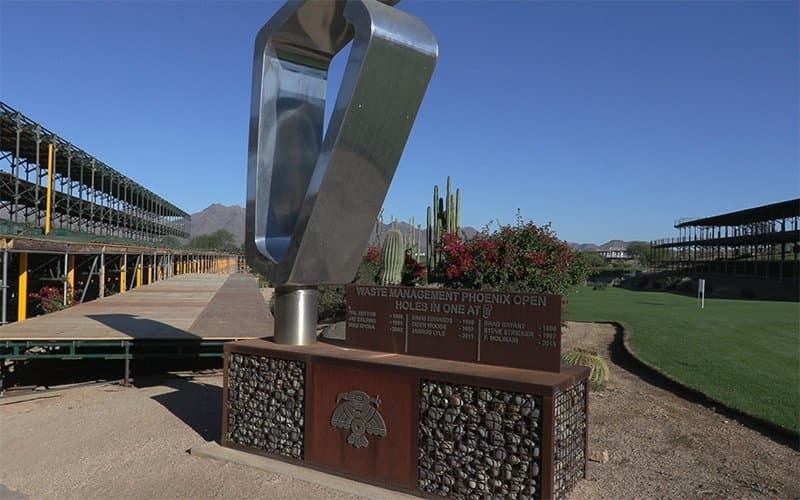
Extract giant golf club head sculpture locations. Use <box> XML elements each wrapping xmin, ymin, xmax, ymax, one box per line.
<box><xmin>245</xmin><ymin>0</ymin><xmax>437</xmax><ymax>344</ymax></box>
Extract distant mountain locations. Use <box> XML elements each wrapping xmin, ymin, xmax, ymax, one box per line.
<box><xmin>569</xmin><ymin>240</ymin><xmax>633</xmax><ymax>252</ymax></box>
<box><xmin>600</xmin><ymin>239</ymin><xmax>630</xmax><ymax>250</ymax></box>
<box><xmin>189</xmin><ymin>203</ymin><xmax>478</xmax><ymax>250</ymax></box>
<box><xmin>191</xmin><ymin>204</ymin><xmax>245</xmax><ymax>244</ymax></box>
<box><xmin>190</xmin><ymin>203</ymin><xmax>633</xmax><ymax>256</ymax></box>
<box><xmin>371</xmin><ymin>221</ymin><xmax>479</xmax><ymax>252</ymax></box>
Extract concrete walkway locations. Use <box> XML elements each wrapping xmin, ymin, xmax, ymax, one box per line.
<box><xmin>0</xmin><ymin>274</ymin><xmax>412</xmax><ymax>498</ymax></box>
<box><xmin>0</xmin><ymin>273</ymin><xmax>271</xmax><ymax>341</ymax></box>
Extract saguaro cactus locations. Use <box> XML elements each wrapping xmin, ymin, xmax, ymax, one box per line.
<box><xmin>406</xmin><ymin>215</ymin><xmax>423</xmax><ymax>261</ymax></box>
<box><xmin>379</xmin><ymin>229</ymin><xmax>405</xmax><ymax>285</ymax></box>
<box><xmin>426</xmin><ymin>176</ymin><xmax>461</xmax><ymax>277</ymax></box>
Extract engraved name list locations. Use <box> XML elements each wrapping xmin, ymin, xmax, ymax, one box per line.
<box><xmin>345</xmin><ymin>285</ymin><xmax>562</xmax><ymax>372</ymax></box>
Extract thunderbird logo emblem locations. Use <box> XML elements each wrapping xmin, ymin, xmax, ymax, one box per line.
<box><xmin>330</xmin><ymin>390</ymin><xmax>387</xmax><ymax>448</ymax></box>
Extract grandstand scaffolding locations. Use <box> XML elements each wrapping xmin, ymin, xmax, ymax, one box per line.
<box><xmin>650</xmin><ymin>199</ymin><xmax>800</xmax><ymax>282</ymax></box>
<box><xmin>0</xmin><ymin>101</ymin><xmax>190</xmax><ymax>241</ymax></box>
<box><xmin>0</xmin><ymin>102</ymin><xmax>247</xmax><ymax>328</ymax></box>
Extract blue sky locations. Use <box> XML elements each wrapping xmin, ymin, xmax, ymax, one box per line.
<box><xmin>1</xmin><ymin>0</ymin><xmax>797</xmax><ymax>244</ymax></box>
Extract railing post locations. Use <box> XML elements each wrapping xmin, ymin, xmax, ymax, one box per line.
<box><xmin>119</xmin><ymin>254</ymin><xmax>126</xmax><ymax>294</ymax></box>
<box><xmin>17</xmin><ymin>252</ymin><xmax>28</xmax><ymax>321</ymax></box>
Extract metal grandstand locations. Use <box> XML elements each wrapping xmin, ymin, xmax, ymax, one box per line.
<box><xmin>650</xmin><ymin>199</ymin><xmax>800</xmax><ymax>282</ymax></box>
<box><xmin>0</xmin><ymin>101</ymin><xmax>245</xmax><ymax>328</ymax></box>
<box><xmin>0</xmin><ymin>101</ymin><xmax>190</xmax><ymax>241</ymax></box>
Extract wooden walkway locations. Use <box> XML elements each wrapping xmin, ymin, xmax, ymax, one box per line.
<box><xmin>0</xmin><ymin>274</ymin><xmax>273</xmax><ymax>341</ymax></box>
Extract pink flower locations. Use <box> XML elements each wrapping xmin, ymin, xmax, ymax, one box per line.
<box><xmin>364</xmin><ymin>245</ymin><xmax>380</xmax><ymax>263</ymax></box>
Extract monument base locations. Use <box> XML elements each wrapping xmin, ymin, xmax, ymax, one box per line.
<box><xmin>222</xmin><ymin>339</ymin><xmax>588</xmax><ymax>499</ymax></box>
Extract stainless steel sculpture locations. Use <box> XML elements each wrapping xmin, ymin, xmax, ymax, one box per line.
<box><xmin>245</xmin><ymin>0</ymin><xmax>438</xmax><ymax>344</ymax></box>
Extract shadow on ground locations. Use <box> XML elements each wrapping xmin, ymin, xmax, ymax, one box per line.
<box><xmin>144</xmin><ymin>374</ymin><xmax>223</xmax><ymax>443</ymax></box>
<box><xmin>87</xmin><ymin>313</ymin><xmax>201</xmax><ymax>340</ymax></box>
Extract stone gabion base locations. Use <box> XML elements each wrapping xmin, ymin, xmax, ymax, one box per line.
<box><xmin>553</xmin><ymin>380</ymin><xmax>586</xmax><ymax>498</ymax></box>
<box><xmin>418</xmin><ymin>380</ymin><xmax>543</xmax><ymax>499</ymax></box>
<box><xmin>226</xmin><ymin>353</ymin><xmax>305</xmax><ymax>459</ymax></box>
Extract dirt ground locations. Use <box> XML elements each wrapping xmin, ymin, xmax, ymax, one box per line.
<box><xmin>562</xmin><ymin>321</ymin><xmax>799</xmax><ymax>499</ymax></box>
<box><xmin>0</xmin><ymin>372</ymin><xmax>369</xmax><ymax>500</ymax></box>
<box><xmin>0</xmin><ymin>322</ymin><xmax>797</xmax><ymax>499</ymax></box>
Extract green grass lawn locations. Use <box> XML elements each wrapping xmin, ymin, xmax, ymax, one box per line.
<box><xmin>564</xmin><ymin>286</ymin><xmax>800</xmax><ymax>434</ymax></box>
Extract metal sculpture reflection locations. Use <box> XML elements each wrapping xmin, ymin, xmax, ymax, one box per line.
<box><xmin>245</xmin><ymin>0</ymin><xmax>437</xmax><ymax>344</ymax></box>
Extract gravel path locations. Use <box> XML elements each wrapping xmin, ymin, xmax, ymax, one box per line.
<box><xmin>562</xmin><ymin>322</ymin><xmax>799</xmax><ymax>499</ymax></box>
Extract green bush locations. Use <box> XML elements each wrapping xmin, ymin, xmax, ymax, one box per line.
<box><xmin>676</xmin><ymin>277</ymin><xmax>696</xmax><ymax>293</ymax></box>
<box><xmin>628</xmin><ymin>273</ymin><xmax>648</xmax><ymax>289</ymax></box>
<box><xmin>318</xmin><ymin>285</ymin><xmax>346</xmax><ymax>323</ymax></box>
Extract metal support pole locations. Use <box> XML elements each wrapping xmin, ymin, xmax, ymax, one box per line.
<box><xmin>1</xmin><ymin>248</ymin><xmax>8</xmax><ymax>325</ymax></box>
<box><xmin>136</xmin><ymin>254</ymin><xmax>143</xmax><ymax>288</ymax></box>
<box><xmin>34</xmin><ymin>127</ymin><xmax>41</xmax><ymax>226</ymax></box>
<box><xmin>66</xmin><ymin>150</ymin><xmax>72</xmax><ymax>230</ymax></box>
<box><xmin>45</xmin><ymin>143</ymin><xmax>54</xmax><ymax>234</ymax></box>
<box><xmin>123</xmin><ymin>341</ymin><xmax>130</xmax><ymax>386</ymax></box>
<box><xmin>17</xmin><ymin>252</ymin><xmax>28</xmax><ymax>321</ymax></box>
<box><xmin>119</xmin><ymin>254</ymin><xmax>126</xmax><ymax>294</ymax></box>
<box><xmin>99</xmin><ymin>252</ymin><xmax>105</xmax><ymax>298</ymax></box>
<box><xmin>63</xmin><ymin>252</ymin><xmax>71</xmax><ymax>303</ymax></box>
<box><xmin>13</xmin><ymin>121</ymin><xmax>21</xmax><ymax>222</ymax></box>
<box><xmin>81</xmin><ymin>255</ymin><xmax>98</xmax><ymax>304</ymax></box>
<box><xmin>78</xmin><ymin>161</ymin><xmax>84</xmax><ymax>231</ymax></box>
<box><xmin>273</xmin><ymin>286</ymin><xmax>318</xmax><ymax>345</ymax></box>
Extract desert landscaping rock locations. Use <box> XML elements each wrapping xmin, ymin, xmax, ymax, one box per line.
<box><xmin>418</xmin><ymin>380</ymin><xmax>543</xmax><ymax>498</ymax></box>
<box><xmin>226</xmin><ymin>354</ymin><xmax>305</xmax><ymax>459</ymax></box>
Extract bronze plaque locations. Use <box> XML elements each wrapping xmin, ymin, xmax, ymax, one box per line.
<box><xmin>345</xmin><ymin>285</ymin><xmax>562</xmax><ymax>372</ymax></box>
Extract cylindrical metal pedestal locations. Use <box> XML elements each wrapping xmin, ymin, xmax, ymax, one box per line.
<box><xmin>273</xmin><ymin>286</ymin><xmax>318</xmax><ymax>345</ymax></box>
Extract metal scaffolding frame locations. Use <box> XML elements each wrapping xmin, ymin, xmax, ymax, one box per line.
<box><xmin>650</xmin><ymin>199</ymin><xmax>800</xmax><ymax>282</ymax></box>
<box><xmin>0</xmin><ymin>102</ymin><xmax>190</xmax><ymax>241</ymax></box>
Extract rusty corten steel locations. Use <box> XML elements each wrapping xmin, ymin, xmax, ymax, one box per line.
<box><xmin>221</xmin><ymin>339</ymin><xmax>588</xmax><ymax>498</ymax></box>
<box><xmin>307</xmin><ymin>360</ymin><xmax>417</xmax><ymax>487</ymax></box>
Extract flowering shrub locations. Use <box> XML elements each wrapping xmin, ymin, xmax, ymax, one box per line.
<box><xmin>402</xmin><ymin>250</ymin><xmax>427</xmax><ymax>286</ymax></box>
<box><xmin>29</xmin><ymin>285</ymin><xmax>78</xmax><ymax>314</ymax></box>
<box><xmin>354</xmin><ymin>245</ymin><xmax>382</xmax><ymax>285</ymax></box>
<box><xmin>364</xmin><ymin>245</ymin><xmax>380</xmax><ymax>264</ymax></box>
<box><xmin>434</xmin><ymin>217</ymin><xmax>587</xmax><ymax>295</ymax></box>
